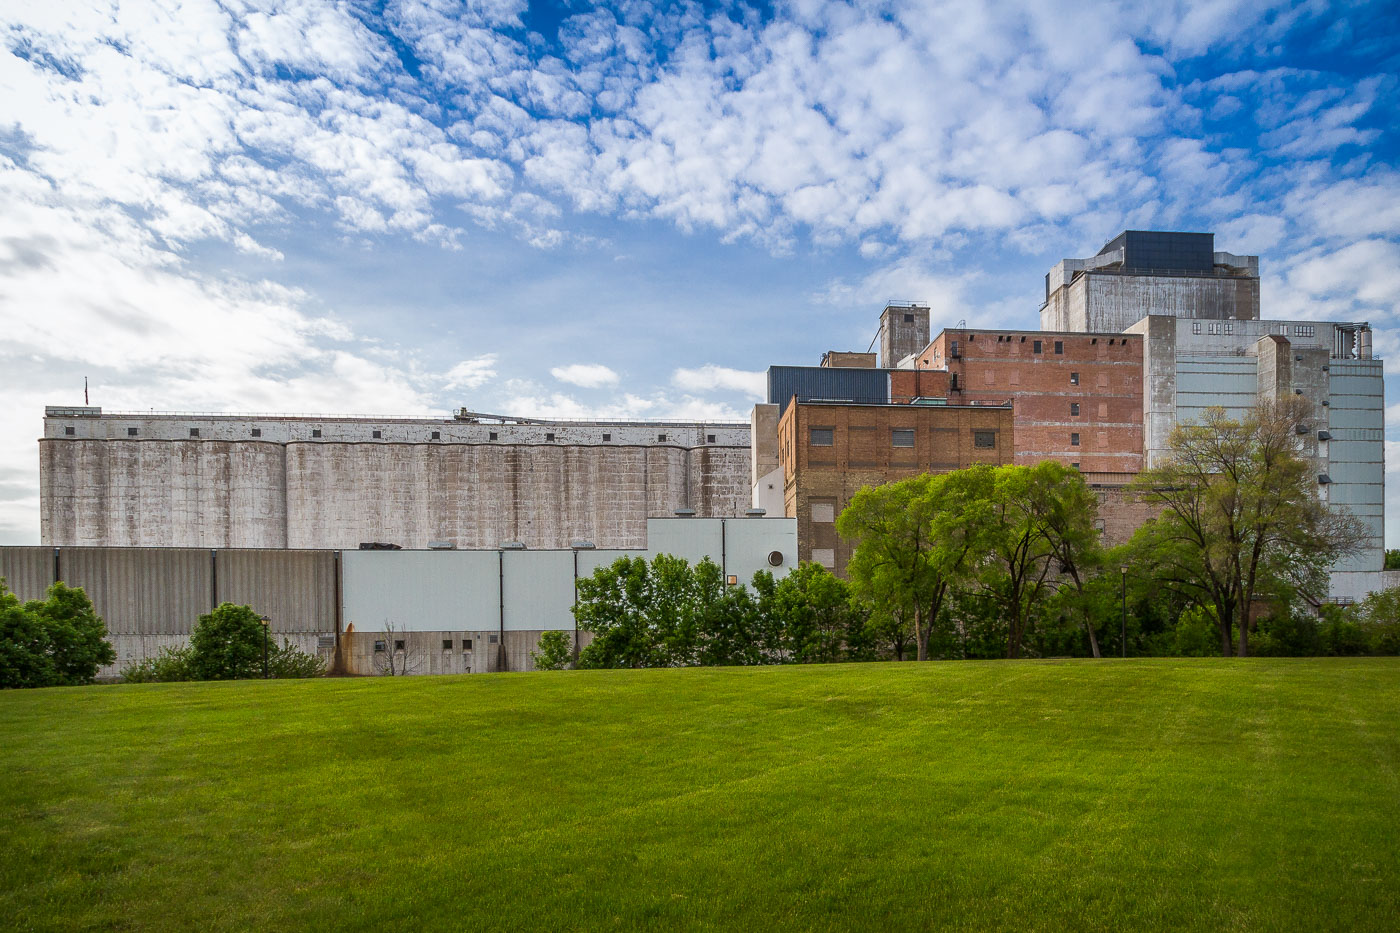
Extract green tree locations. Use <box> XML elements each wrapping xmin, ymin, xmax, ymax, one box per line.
<box><xmin>531</xmin><ymin>630</ymin><xmax>573</xmax><ymax>670</ymax></box>
<box><xmin>838</xmin><ymin>469</ymin><xmax>993</xmax><ymax>661</ymax></box>
<box><xmin>1</xmin><ymin>581</ymin><xmax>55</xmax><ymax>689</ymax></box>
<box><xmin>189</xmin><ymin>603</ymin><xmax>269</xmax><ymax>680</ymax></box>
<box><xmin>770</xmin><ymin>562</ymin><xmax>856</xmax><ymax>663</ymax></box>
<box><xmin>1356</xmin><ymin>588</ymin><xmax>1400</xmax><ymax>655</ymax></box>
<box><xmin>1129</xmin><ymin>399</ymin><xmax>1363</xmax><ymax>657</ymax></box>
<box><xmin>24</xmin><ymin>582</ymin><xmax>116</xmax><ymax>685</ymax></box>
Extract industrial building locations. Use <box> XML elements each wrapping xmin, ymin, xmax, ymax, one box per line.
<box><xmin>40</xmin><ymin>409</ymin><xmax>751</xmax><ymax>551</ymax></box>
<box><xmin>0</xmin><ymin>516</ymin><xmax>796</xmax><ymax>677</ymax></box>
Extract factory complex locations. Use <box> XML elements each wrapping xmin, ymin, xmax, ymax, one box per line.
<box><xmin>6</xmin><ymin>230</ymin><xmax>1388</xmax><ymax>675</ymax></box>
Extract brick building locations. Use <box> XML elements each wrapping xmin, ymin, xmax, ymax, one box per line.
<box><xmin>775</xmin><ymin>399</ymin><xmax>1013</xmax><ymax>574</ymax></box>
<box><xmin>914</xmin><ymin>328</ymin><xmax>1144</xmax><ymax>473</ymax></box>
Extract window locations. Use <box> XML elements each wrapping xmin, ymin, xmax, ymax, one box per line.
<box><xmin>490</xmin><ymin>431</ymin><xmax>498</xmax><ymax>440</ymax></box>
<box><xmin>1193</xmin><ymin>322</ymin><xmax>1202</xmax><ymax>334</ymax></box>
<box><xmin>657</xmin><ymin>433</ymin><xmax>667</xmax><ymax>442</ymax></box>
<box><xmin>602</xmin><ymin>433</ymin><xmax>610</xmax><ymax>442</ymax></box>
<box><xmin>810</xmin><ymin>427</ymin><xmax>834</xmax><ymax>446</ymax></box>
<box><xmin>394</xmin><ymin>639</ymin><xmax>405</xmax><ymax>651</ymax></box>
<box><xmin>127</xmin><ymin>427</ymin><xmax>138</xmax><ymax>436</ymax></box>
<box><xmin>1071</xmin><ymin>433</ymin><xmax>1081</xmax><ymax>446</ymax></box>
<box><xmin>372</xmin><ymin>430</ymin><xmax>381</xmax><ymax>439</ymax></box>
<box><xmin>251</xmin><ymin>428</ymin><xmax>262</xmax><ymax>438</ymax></box>
<box><xmin>463</xmin><ymin>639</ymin><xmax>473</xmax><ymax>650</ymax></box>
<box><xmin>1033</xmin><ymin>340</ymin><xmax>1042</xmax><ymax>354</ymax></box>
<box><xmin>811</xmin><ymin>548</ymin><xmax>836</xmax><ymax>569</ymax></box>
<box><xmin>488</xmin><ymin>633</ymin><xmax>498</xmax><ymax>644</ymax></box>
<box><xmin>373</xmin><ymin>640</ymin><xmax>386</xmax><ymax>653</ymax></box>
<box><xmin>1108</xmin><ymin>339</ymin><xmax>1115</xmax><ymax>346</ymax></box>
<box><xmin>903</xmin><ymin>313</ymin><xmax>914</xmax><ymax>322</ymax></box>
<box><xmin>811</xmin><ymin>502</ymin><xmax>835</xmax><ymax>523</ymax></box>
<box><xmin>1071</xmin><ymin>462</ymin><xmax>1081</xmax><ymax>470</ymax></box>
<box><xmin>64</xmin><ymin>426</ymin><xmax>74</xmax><ymax>436</ymax></box>
<box><xmin>312</xmin><ymin>429</ymin><xmax>322</xmax><ymax>438</ymax></box>
<box><xmin>442</xmin><ymin>639</ymin><xmax>454</xmax><ymax>650</ymax></box>
<box><xmin>431</xmin><ymin>431</ymin><xmax>440</xmax><ymax>439</ymax></box>
<box><xmin>1054</xmin><ymin>341</ymin><xmax>1063</xmax><ymax>355</ymax></box>
<box><xmin>891</xmin><ymin>428</ymin><xmax>915</xmax><ymax>448</ymax></box>
<box><xmin>189</xmin><ymin>428</ymin><xmax>199</xmax><ymax>437</ymax></box>
<box><xmin>1224</xmin><ymin>323</ymin><xmax>1233</xmax><ymax>335</ymax></box>
<box><xmin>707</xmin><ymin>434</ymin><xmax>716</xmax><ymax>443</ymax></box>
<box><xmin>546</xmin><ymin>432</ymin><xmax>555</xmax><ymax>441</ymax></box>
<box><xmin>974</xmin><ymin>430</ymin><xmax>995</xmax><ymax>449</ymax></box>
<box><xmin>1297</xmin><ymin>325</ymin><xmax>1315</xmax><ymax>337</ymax></box>
<box><xmin>1070</xmin><ymin>403</ymin><xmax>1080</xmax><ymax>416</ymax></box>
<box><xmin>1070</xmin><ymin>372</ymin><xmax>1079</xmax><ymax>386</ymax></box>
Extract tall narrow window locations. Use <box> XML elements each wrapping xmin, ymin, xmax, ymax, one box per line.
<box><xmin>1070</xmin><ymin>372</ymin><xmax>1080</xmax><ymax>386</ymax></box>
<box><xmin>1054</xmin><ymin>341</ymin><xmax>1063</xmax><ymax>354</ymax></box>
<box><xmin>1070</xmin><ymin>403</ymin><xmax>1080</xmax><ymax>417</ymax></box>
<box><xmin>1033</xmin><ymin>340</ymin><xmax>1042</xmax><ymax>354</ymax></box>
<box><xmin>1070</xmin><ymin>433</ymin><xmax>1081</xmax><ymax>446</ymax></box>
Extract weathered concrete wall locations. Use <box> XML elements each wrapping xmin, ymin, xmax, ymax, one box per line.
<box><xmin>1042</xmin><ymin>273</ymin><xmax>1258</xmax><ymax>332</ymax></box>
<box><xmin>337</xmin><ymin>629</ymin><xmax>599</xmax><ymax>676</ymax></box>
<box><xmin>41</xmin><ymin>415</ymin><xmax>750</xmax><ymax>550</ymax></box>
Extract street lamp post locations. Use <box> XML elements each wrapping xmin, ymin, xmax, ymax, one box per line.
<box><xmin>260</xmin><ymin>615</ymin><xmax>271</xmax><ymax>679</ymax></box>
<box><xmin>1119</xmin><ymin>567</ymin><xmax>1127</xmax><ymax>659</ymax></box>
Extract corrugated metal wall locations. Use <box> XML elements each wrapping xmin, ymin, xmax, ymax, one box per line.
<box><xmin>61</xmin><ymin>547</ymin><xmax>212</xmax><ymax>636</ymax></box>
<box><xmin>341</xmin><ymin>550</ymin><xmax>501</xmax><ymax>633</ymax></box>
<box><xmin>768</xmin><ymin>366</ymin><xmax>891</xmax><ymax>414</ymax></box>
<box><xmin>216</xmin><ymin>549</ymin><xmax>336</xmax><ymax>634</ymax></box>
<box><xmin>502</xmin><ymin>550</ymin><xmax>574</xmax><ymax>632</ymax></box>
<box><xmin>0</xmin><ymin>547</ymin><xmax>55</xmax><ymax>602</ymax></box>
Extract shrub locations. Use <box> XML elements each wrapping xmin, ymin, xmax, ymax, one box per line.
<box><xmin>1</xmin><ymin>579</ymin><xmax>115</xmax><ymax>689</ymax></box>
<box><xmin>121</xmin><ymin>645</ymin><xmax>196</xmax><ymax>683</ymax></box>
<box><xmin>189</xmin><ymin>603</ymin><xmax>270</xmax><ymax>680</ymax></box>
<box><xmin>531</xmin><ymin>630</ymin><xmax>573</xmax><ymax>671</ymax></box>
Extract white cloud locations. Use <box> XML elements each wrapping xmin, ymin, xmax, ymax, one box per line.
<box><xmin>550</xmin><ymin>363</ymin><xmax>620</xmax><ymax>388</ymax></box>
<box><xmin>671</xmin><ymin>365</ymin><xmax>765</xmax><ymax>400</ymax></box>
<box><xmin>444</xmin><ymin>355</ymin><xmax>498</xmax><ymax>391</ymax></box>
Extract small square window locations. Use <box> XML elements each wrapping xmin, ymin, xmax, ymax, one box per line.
<box><xmin>488</xmin><ymin>634</ymin><xmax>498</xmax><ymax>644</ymax></box>
<box><xmin>1071</xmin><ymin>433</ymin><xmax>1081</xmax><ymax>446</ymax></box>
<box><xmin>1072</xmin><ymin>462</ymin><xmax>1081</xmax><ymax>470</ymax></box>
<box><xmin>891</xmin><ymin>428</ymin><xmax>915</xmax><ymax>448</ymax></box>
<box><xmin>373</xmin><ymin>640</ymin><xmax>386</xmax><ymax>653</ymax></box>
<box><xmin>490</xmin><ymin>431</ymin><xmax>498</xmax><ymax>440</ymax></box>
<box><xmin>64</xmin><ymin>426</ymin><xmax>75</xmax><ymax>436</ymax></box>
<box><xmin>810</xmin><ymin>427</ymin><xmax>834</xmax><ymax>446</ymax></box>
<box><xmin>1033</xmin><ymin>340</ymin><xmax>1042</xmax><ymax>354</ymax></box>
<box><xmin>431</xmin><ymin>431</ymin><xmax>440</xmax><ymax>440</ymax></box>
<box><xmin>251</xmin><ymin>428</ymin><xmax>262</xmax><ymax>438</ymax></box>
<box><xmin>657</xmin><ymin>433</ymin><xmax>667</xmax><ymax>442</ymax></box>
<box><xmin>707</xmin><ymin>434</ymin><xmax>716</xmax><ymax>443</ymax></box>
<box><xmin>127</xmin><ymin>427</ymin><xmax>138</xmax><ymax>436</ymax></box>
<box><xmin>1070</xmin><ymin>372</ymin><xmax>1080</xmax><ymax>386</ymax></box>
<box><xmin>463</xmin><ymin>639</ymin><xmax>473</xmax><ymax>650</ymax></box>
<box><xmin>903</xmin><ymin>313</ymin><xmax>914</xmax><ymax>322</ymax></box>
<box><xmin>372</xmin><ymin>430</ymin><xmax>381</xmax><ymax>439</ymax></box>
<box><xmin>811</xmin><ymin>502</ymin><xmax>836</xmax><ymax>523</ymax></box>
<box><xmin>394</xmin><ymin>639</ymin><xmax>405</xmax><ymax>651</ymax></box>
<box><xmin>602</xmin><ymin>433</ymin><xmax>611</xmax><ymax>442</ymax></box>
<box><xmin>1070</xmin><ymin>403</ymin><xmax>1080</xmax><ymax>417</ymax></box>
<box><xmin>1054</xmin><ymin>341</ymin><xmax>1063</xmax><ymax>354</ymax></box>
<box><xmin>189</xmin><ymin>428</ymin><xmax>199</xmax><ymax>437</ymax></box>
<box><xmin>312</xmin><ymin>429</ymin><xmax>322</xmax><ymax>438</ymax></box>
<box><xmin>974</xmin><ymin>430</ymin><xmax>995</xmax><ymax>449</ymax></box>
<box><xmin>546</xmin><ymin>432</ymin><xmax>556</xmax><ymax>441</ymax></box>
<box><xmin>1193</xmin><ymin>322</ymin><xmax>1202</xmax><ymax>334</ymax></box>
<box><xmin>442</xmin><ymin>639</ymin><xmax>453</xmax><ymax>650</ymax></box>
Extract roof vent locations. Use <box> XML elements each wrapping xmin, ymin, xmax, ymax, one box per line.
<box><xmin>571</xmin><ymin>540</ymin><xmax>596</xmax><ymax>550</ymax></box>
<box><xmin>767</xmin><ymin>550</ymin><xmax>785</xmax><ymax>567</ymax></box>
<box><xmin>1295</xmin><ymin>424</ymin><xmax>1308</xmax><ymax>435</ymax></box>
<box><xmin>673</xmin><ymin>508</ymin><xmax>697</xmax><ymax>518</ymax></box>
<box><xmin>1318</xmin><ymin>430</ymin><xmax>1332</xmax><ymax>441</ymax></box>
<box><xmin>1318</xmin><ymin>474</ymin><xmax>1332</xmax><ymax>485</ymax></box>
<box><xmin>358</xmin><ymin>542</ymin><xmax>402</xmax><ymax>550</ymax></box>
<box><xmin>499</xmin><ymin>541</ymin><xmax>526</xmax><ymax>550</ymax></box>
<box><xmin>427</xmin><ymin>541</ymin><xmax>456</xmax><ymax>550</ymax></box>
<box><xmin>745</xmin><ymin>508</ymin><xmax>767</xmax><ymax>517</ymax></box>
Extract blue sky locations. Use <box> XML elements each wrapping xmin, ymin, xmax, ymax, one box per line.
<box><xmin>1</xmin><ymin>0</ymin><xmax>1398</xmax><ymax>545</ymax></box>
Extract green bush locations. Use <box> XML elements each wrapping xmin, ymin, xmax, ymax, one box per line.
<box><xmin>1</xmin><ymin>580</ymin><xmax>115</xmax><ymax>689</ymax></box>
<box><xmin>189</xmin><ymin>603</ymin><xmax>270</xmax><ymax>680</ymax></box>
<box><xmin>121</xmin><ymin>646</ymin><xmax>196</xmax><ymax>683</ymax></box>
<box><xmin>267</xmin><ymin>639</ymin><xmax>326</xmax><ymax>678</ymax></box>
<box><xmin>531</xmin><ymin>630</ymin><xmax>573</xmax><ymax>671</ymax></box>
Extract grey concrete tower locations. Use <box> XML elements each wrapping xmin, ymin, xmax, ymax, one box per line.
<box><xmin>879</xmin><ymin>302</ymin><xmax>930</xmax><ymax>368</ymax></box>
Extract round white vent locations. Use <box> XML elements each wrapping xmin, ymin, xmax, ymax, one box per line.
<box><xmin>767</xmin><ymin>550</ymin><xmax>784</xmax><ymax>567</ymax></box>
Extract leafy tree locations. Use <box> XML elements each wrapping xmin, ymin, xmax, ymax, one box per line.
<box><xmin>838</xmin><ymin>469</ymin><xmax>993</xmax><ymax>661</ymax></box>
<box><xmin>1385</xmin><ymin>549</ymin><xmax>1400</xmax><ymax>571</ymax></box>
<box><xmin>189</xmin><ymin>603</ymin><xmax>269</xmax><ymax>680</ymax></box>
<box><xmin>531</xmin><ymin>630</ymin><xmax>573</xmax><ymax>670</ymax></box>
<box><xmin>1356</xmin><ymin>588</ymin><xmax>1400</xmax><ymax>655</ymax></box>
<box><xmin>769</xmin><ymin>563</ymin><xmax>857</xmax><ymax>663</ymax></box>
<box><xmin>576</xmin><ymin>555</ymin><xmax>681</xmax><ymax>669</ymax></box>
<box><xmin>1033</xmin><ymin>464</ymin><xmax>1108</xmax><ymax>658</ymax></box>
<box><xmin>1129</xmin><ymin>399</ymin><xmax>1363</xmax><ymax>657</ymax></box>
<box><xmin>24</xmin><ymin>582</ymin><xmax>116</xmax><ymax>685</ymax></box>
<box><xmin>1</xmin><ymin>581</ymin><xmax>55</xmax><ymax>689</ymax></box>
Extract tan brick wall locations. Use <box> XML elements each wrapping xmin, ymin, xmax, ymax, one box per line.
<box><xmin>778</xmin><ymin>401</ymin><xmax>1014</xmax><ymax>576</ymax></box>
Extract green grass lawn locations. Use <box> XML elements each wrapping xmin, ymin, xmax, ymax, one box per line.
<box><xmin>2</xmin><ymin>660</ymin><xmax>1398</xmax><ymax>932</ymax></box>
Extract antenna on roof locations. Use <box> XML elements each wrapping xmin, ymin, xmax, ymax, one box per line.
<box><xmin>84</xmin><ymin>377</ymin><xmax>88</xmax><ymax>405</ymax></box>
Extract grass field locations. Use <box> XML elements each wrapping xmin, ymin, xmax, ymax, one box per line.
<box><xmin>2</xmin><ymin>660</ymin><xmax>1398</xmax><ymax>931</ymax></box>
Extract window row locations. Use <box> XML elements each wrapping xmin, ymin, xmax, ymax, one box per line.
<box><xmin>95</xmin><ymin>428</ymin><xmax>717</xmax><ymax>444</ymax></box>
<box><xmin>810</xmin><ymin>427</ymin><xmax>997</xmax><ymax>449</ymax></box>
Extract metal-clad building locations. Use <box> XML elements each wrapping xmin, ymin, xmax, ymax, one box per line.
<box><xmin>767</xmin><ymin>366</ymin><xmax>892</xmax><ymax>415</ymax></box>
